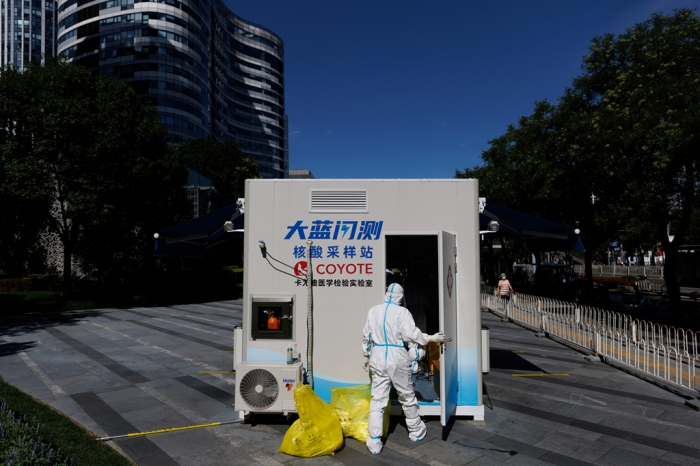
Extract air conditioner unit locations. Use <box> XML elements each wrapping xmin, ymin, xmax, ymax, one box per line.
<box><xmin>235</xmin><ymin>361</ymin><xmax>302</xmax><ymax>416</ymax></box>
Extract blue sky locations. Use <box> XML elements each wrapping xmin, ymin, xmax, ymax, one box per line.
<box><xmin>225</xmin><ymin>0</ymin><xmax>698</xmax><ymax>179</ymax></box>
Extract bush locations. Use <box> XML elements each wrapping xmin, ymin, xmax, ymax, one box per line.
<box><xmin>25</xmin><ymin>274</ymin><xmax>62</xmax><ymax>292</ymax></box>
<box><xmin>0</xmin><ymin>275</ymin><xmax>62</xmax><ymax>293</ymax></box>
<box><xmin>1</xmin><ymin>399</ymin><xmax>74</xmax><ymax>465</ymax></box>
<box><xmin>0</xmin><ymin>381</ymin><xmax>130</xmax><ymax>465</ymax></box>
<box><xmin>0</xmin><ymin>279</ymin><xmax>33</xmax><ymax>293</ymax></box>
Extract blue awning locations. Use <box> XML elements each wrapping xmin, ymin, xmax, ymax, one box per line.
<box><xmin>480</xmin><ymin>202</ymin><xmax>584</xmax><ymax>252</ymax></box>
<box><xmin>154</xmin><ymin>203</ymin><xmax>244</xmax><ymax>259</ymax></box>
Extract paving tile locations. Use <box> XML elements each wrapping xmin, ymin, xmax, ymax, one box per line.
<box><xmin>385</xmin><ymin>423</ymin><xmax>436</xmax><ymax>450</ymax></box>
<box><xmin>597</xmin><ymin>414</ymin><xmax>669</xmax><ymax>437</ymax></box>
<box><xmin>547</xmin><ymin>403</ymin><xmax>611</xmax><ymax>424</ymax></box>
<box><xmin>452</xmin><ymin>436</ymin><xmax>516</xmax><ymax>461</ymax></box>
<box><xmin>132</xmin><ymin>451</ymin><xmax>181</xmax><ymax>466</ymax></box>
<box><xmin>365</xmin><ymin>441</ymin><xmax>431</xmax><ymax>466</ymax></box>
<box><xmin>333</xmin><ymin>444</ymin><xmax>389</xmax><ymax>465</ymax></box>
<box><xmin>106</xmin><ymin>394</ymin><xmax>166</xmax><ymax>414</ymax></box>
<box><xmin>537</xmin><ymin>451</ymin><xmax>596</xmax><ymax>466</ymax></box>
<box><xmin>594</xmin><ymin>447</ymin><xmax>676</xmax><ymax>466</ymax></box>
<box><xmin>484</xmin><ymin>418</ymin><xmax>556</xmax><ymax>445</ymax></box>
<box><xmin>655</xmin><ymin>410</ymin><xmax>700</xmax><ymax>429</ymax></box>
<box><xmin>242</xmin><ymin>436</ymin><xmax>297</xmax><ymax>464</ymax></box>
<box><xmin>533</xmin><ymin>431</ymin><xmax>610</xmax><ymax>462</ymax></box>
<box><xmin>120</xmin><ymin>403</ymin><xmax>188</xmax><ymax>427</ymax></box>
<box><xmin>659</xmin><ymin>451</ymin><xmax>700</xmax><ymax>466</ymax></box>
<box><xmin>7</xmin><ymin>304</ymin><xmax>700</xmax><ymax>466</ymax></box>
<box><xmin>451</xmin><ymin>421</ymin><xmax>499</xmax><ymax>441</ymax></box>
<box><xmin>653</xmin><ymin>425</ymin><xmax>700</xmax><ymax>447</ymax></box>
<box><xmin>466</xmin><ymin>455</ymin><xmax>510</xmax><ymax>465</ymax></box>
<box><xmin>173</xmin><ymin>442</ymin><xmax>257</xmax><ymax>466</ymax></box>
<box><xmin>538</xmin><ymin>421</ymin><xmax>604</xmax><ymax>442</ymax></box>
<box><xmin>592</xmin><ymin>433</ymin><xmax>668</xmax><ymax>459</ymax></box>
<box><xmin>425</xmin><ymin>421</ymin><xmax>467</xmax><ymax>443</ymax></box>
<box><xmin>175</xmin><ymin>375</ymin><xmax>236</xmax><ymax>405</ymax></box>
<box><xmin>148</xmin><ymin>428</ymin><xmax>226</xmax><ymax>459</ymax></box>
<box><xmin>503</xmin><ymin>454</ymin><xmax>551</xmax><ymax>466</ymax></box>
<box><xmin>490</xmin><ymin>396</ymin><xmax>569</xmax><ymax>418</ymax></box>
<box><xmin>414</xmin><ymin>438</ymin><xmax>486</xmax><ymax>465</ymax></box>
<box><xmin>109</xmin><ymin>433</ymin><xmax>180</xmax><ymax>466</ymax></box>
<box><xmin>283</xmin><ymin>456</ymin><xmax>344</xmax><ymax>465</ymax></box>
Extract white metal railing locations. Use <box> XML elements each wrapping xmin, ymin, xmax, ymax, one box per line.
<box><xmin>572</xmin><ymin>265</ymin><xmax>664</xmax><ymax>277</ymax></box>
<box><xmin>637</xmin><ymin>279</ymin><xmax>666</xmax><ymax>294</ymax></box>
<box><xmin>482</xmin><ymin>286</ymin><xmax>698</xmax><ymax>392</ymax></box>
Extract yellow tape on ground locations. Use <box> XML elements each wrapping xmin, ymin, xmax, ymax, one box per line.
<box><xmin>512</xmin><ymin>373</ymin><xmax>569</xmax><ymax>377</ymax></box>
<box><xmin>224</xmin><ymin>350</ymin><xmax>234</xmax><ymax>353</ymax></box>
<box><xmin>511</xmin><ymin>351</ymin><xmax>525</xmax><ymax>353</ymax></box>
<box><xmin>96</xmin><ymin>419</ymin><xmax>244</xmax><ymax>441</ymax></box>
<box><xmin>128</xmin><ymin>422</ymin><xmax>221</xmax><ymax>437</ymax></box>
<box><xmin>490</xmin><ymin>339</ymin><xmax>499</xmax><ymax>342</ymax></box>
<box><xmin>198</xmin><ymin>370</ymin><xmax>235</xmax><ymax>374</ymax></box>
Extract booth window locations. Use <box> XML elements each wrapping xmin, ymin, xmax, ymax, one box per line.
<box><xmin>251</xmin><ymin>299</ymin><xmax>293</xmax><ymax>340</ymax></box>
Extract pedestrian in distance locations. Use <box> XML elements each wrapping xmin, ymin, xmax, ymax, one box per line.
<box><xmin>497</xmin><ymin>273</ymin><xmax>513</xmax><ymax>301</ymax></box>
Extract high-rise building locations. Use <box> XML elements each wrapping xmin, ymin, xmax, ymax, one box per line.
<box><xmin>289</xmin><ymin>168</ymin><xmax>315</xmax><ymax>179</ymax></box>
<box><xmin>56</xmin><ymin>0</ymin><xmax>287</xmax><ymax>178</ymax></box>
<box><xmin>1</xmin><ymin>0</ymin><xmax>57</xmax><ymax>68</ymax></box>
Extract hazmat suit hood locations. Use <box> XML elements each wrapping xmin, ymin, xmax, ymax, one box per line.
<box><xmin>384</xmin><ymin>283</ymin><xmax>404</xmax><ymax>305</ymax></box>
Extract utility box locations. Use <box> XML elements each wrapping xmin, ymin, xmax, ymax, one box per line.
<box><xmin>240</xmin><ymin>179</ymin><xmax>484</xmax><ymax>424</ymax></box>
<box><xmin>481</xmin><ymin>327</ymin><xmax>490</xmax><ymax>373</ymax></box>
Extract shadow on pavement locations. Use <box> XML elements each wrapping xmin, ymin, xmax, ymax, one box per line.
<box><xmin>0</xmin><ymin>310</ymin><xmax>106</xmax><ymax>355</ymax></box>
<box><xmin>0</xmin><ymin>341</ymin><xmax>36</xmax><ymax>356</ymax></box>
<box><xmin>490</xmin><ymin>350</ymin><xmax>544</xmax><ymax>372</ymax></box>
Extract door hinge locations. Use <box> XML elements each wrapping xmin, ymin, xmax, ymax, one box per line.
<box><xmin>457</xmin><ymin>381</ymin><xmax>459</xmax><ymax>392</ymax></box>
<box><xmin>454</xmin><ymin>246</ymin><xmax>458</xmax><ymax>256</ymax></box>
<box><xmin>455</xmin><ymin>263</ymin><xmax>457</xmax><ymax>273</ymax></box>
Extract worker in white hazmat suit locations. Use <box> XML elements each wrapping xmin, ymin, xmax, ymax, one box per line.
<box><xmin>361</xmin><ymin>283</ymin><xmax>450</xmax><ymax>455</ymax></box>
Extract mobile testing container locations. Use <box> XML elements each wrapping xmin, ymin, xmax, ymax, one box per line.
<box><xmin>237</xmin><ymin>179</ymin><xmax>485</xmax><ymax>424</ymax></box>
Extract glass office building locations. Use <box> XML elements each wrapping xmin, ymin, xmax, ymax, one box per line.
<box><xmin>1</xmin><ymin>0</ymin><xmax>57</xmax><ymax>68</ymax></box>
<box><xmin>56</xmin><ymin>0</ymin><xmax>287</xmax><ymax>178</ymax></box>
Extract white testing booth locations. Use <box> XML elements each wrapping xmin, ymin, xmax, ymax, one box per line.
<box><xmin>234</xmin><ymin>179</ymin><xmax>485</xmax><ymax>424</ymax></box>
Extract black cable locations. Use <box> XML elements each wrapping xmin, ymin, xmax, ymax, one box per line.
<box><xmin>265</xmin><ymin>257</ymin><xmax>304</xmax><ymax>280</ymax></box>
<box><xmin>266</xmin><ymin>251</ymin><xmax>298</xmax><ymax>272</ymax></box>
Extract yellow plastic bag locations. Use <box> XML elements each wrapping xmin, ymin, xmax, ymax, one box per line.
<box><xmin>278</xmin><ymin>385</ymin><xmax>343</xmax><ymax>457</ymax></box>
<box><xmin>330</xmin><ymin>384</ymin><xmax>390</xmax><ymax>442</ymax></box>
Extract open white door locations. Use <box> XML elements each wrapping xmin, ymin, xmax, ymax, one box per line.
<box><xmin>438</xmin><ymin>231</ymin><xmax>458</xmax><ymax>426</ymax></box>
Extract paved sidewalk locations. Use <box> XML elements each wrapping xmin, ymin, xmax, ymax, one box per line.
<box><xmin>1</xmin><ymin>302</ymin><xmax>700</xmax><ymax>465</ymax></box>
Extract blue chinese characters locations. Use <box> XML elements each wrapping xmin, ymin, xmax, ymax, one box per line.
<box><xmin>285</xmin><ymin>220</ymin><xmax>383</xmax><ymax>240</ymax></box>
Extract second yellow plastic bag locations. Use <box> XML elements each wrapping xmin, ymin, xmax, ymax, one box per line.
<box><xmin>330</xmin><ymin>384</ymin><xmax>390</xmax><ymax>442</ymax></box>
<box><xmin>278</xmin><ymin>385</ymin><xmax>343</xmax><ymax>457</ymax></box>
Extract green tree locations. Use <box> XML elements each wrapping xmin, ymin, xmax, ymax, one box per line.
<box><xmin>573</xmin><ymin>8</ymin><xmax>700</xmax><ymax>310</ymax></box>
<box><xmin>176</xmin><ymin>138</ymin><xmax>260</xmax><ymax>211</ymax></box>
<box><xmin>0</xmin><ymin>57</ymin><xmax>188</xmax><ymax>291</ymax></box>
<box><xmin>457</xmin><ymin>98</ymin><xmax>623</xmax><ymax>283</ymax></box>
<box><xmin>460</xmin><ymin>9</ymin><xmax>700</xmax><ymax>311</ymax></box>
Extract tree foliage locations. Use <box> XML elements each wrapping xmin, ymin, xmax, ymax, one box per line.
<box><xmin>458</xmin><ymin>9</ymin><xmax>700</xmax><ymax>310</ymax></box>
<box><xmin>0</xmin><ymin>57</ymin><xmax>188</xmax><ymax>290</ymax></box>
<box><xmin>573</xmin><ymin>9</ymin><xmax>700</xmax><ymax>309</ymax></box>
<box><xmin>176</xmin><ymin>138</ymin><xmax>260</xmax><ymax>210</ymax></box>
